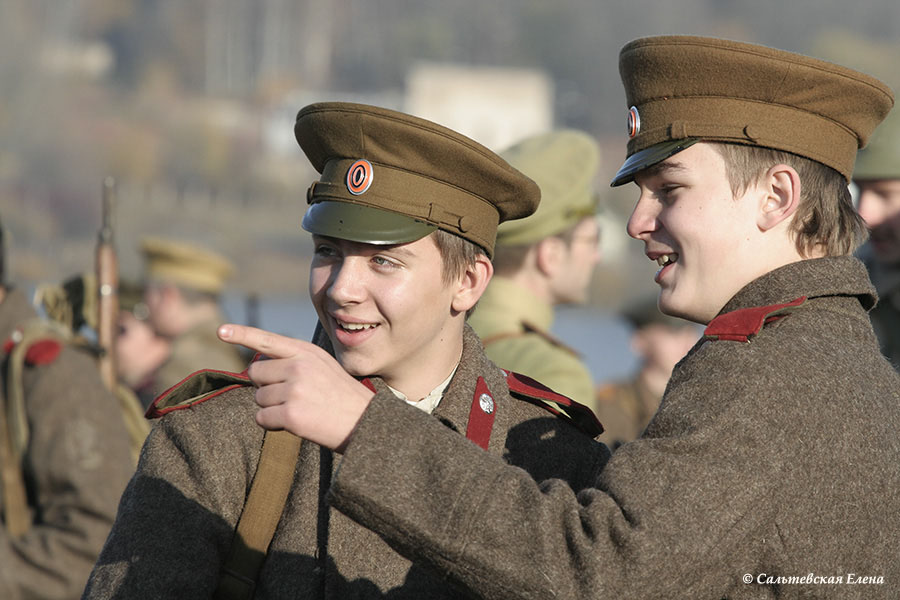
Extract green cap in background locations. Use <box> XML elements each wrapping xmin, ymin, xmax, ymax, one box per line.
<box><xmin>294</xmin><ymin>102</ymin><xmax>541</xmax><ymax>258</ymax></box>
<box><xmin>611</xmin><ymin>35</ymin><xmax>895</xmax><ymax>186</ymax></box>
<box><xmin>141</xmin><ymin>237</ymin><xmax>234</xmax><ymax>295</ymax></box>
<box><xmin>853</xmin><ymin>108</ymin><xmax>900</xmax><ymax>181</ymax></box>
<box><xmin>495</xmin><ymin>130</ymin><xmax>601</xmax><ymax>247</ymax></box>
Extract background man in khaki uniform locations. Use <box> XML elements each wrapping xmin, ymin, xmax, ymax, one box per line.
<box><xmin>0</xmin><ymin>221</ymin><xmax>134</xmax><ymax>599</ymax></box>
<box><xmin>853</xmin><ymin>108</ymin><xmax>900</xmax><ymax>368</ymax></box>
<box><xmin>140</xmin><ymin>237</ymin><xmax>245</xmax><ymax>401</ymax></box>
<box><xmin>83</xmin><ymin>102</ymin><xmax>607</xmax><ymax>599</ymax></box>
<box><xmin>594</xmin><ymin>294</ymin><xmax>700</xmax><ymax>449</ymax></box>
<box><xmin>469</xmin><ymin>130</ymin><xmax>602</xmax><ymax>410</ymax></box>
<box><xmin>115</xmin><ymin>279</ymin><xmax>171</xmax><ymax>407</ymax></box>
<box><xmin>231</xmin><ymin>37</ymin><xmax>900</xmax><ymax>599</ymax></box>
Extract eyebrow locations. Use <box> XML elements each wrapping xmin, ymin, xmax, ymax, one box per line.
<box><xmin>640</xmin><ymin>160</ymin><xmax>689</xmax><ymax>179</ymax></box>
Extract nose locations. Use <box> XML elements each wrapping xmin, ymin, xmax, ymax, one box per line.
<box><xmin>326</xmin><ymin>258</ymin><xmax>367</xmax><ymax>306</ymax></box>
<box><xmin>856</xmin><ymin>189</ymin><xmax>885</xmax><ymax>229</ymax></box>
<box><xmin>626</xmin><ymin>191</ymin><xmax>659</xmax><ymax>240</ymax></box>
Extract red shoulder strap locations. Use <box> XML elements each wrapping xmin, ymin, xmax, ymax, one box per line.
<box><xmin>506</xmin><ymin>371</ymin><xmax>604</xmax><ymax>437</ymax></box>
<box><xmin>704</xmin><ymin>296</ymin><xmax>807</xmax><ymax>343</ymax></box>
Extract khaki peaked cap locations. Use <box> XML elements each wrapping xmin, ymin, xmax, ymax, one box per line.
<box><xmin>295</xmin><ymin>102</ymin><xmax>540</xmax><ymax>257</ymax></box>
<box><xmin>141</xmin><ymin>237</ymin><xmax>233</xmax><ymax>294</ymax></box>
<box><xmin>496</xmin><ymin>130</ymin><xmax>601</xmax><ymax>246</ymax></box>
<box><xmin>612</xmin><ymin>35</ymin><xmax>895</xmax><ymax>186</ymax></box>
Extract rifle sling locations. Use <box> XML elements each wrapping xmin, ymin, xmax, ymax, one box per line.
<box><xmin>213</xmin><ymin>429</ymin><xmax>302</xmax><ymax>600</ymax></box>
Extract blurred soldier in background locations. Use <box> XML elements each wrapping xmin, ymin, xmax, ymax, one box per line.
<box><xmin>115</xmin><ymin>279</ymin><xmax>171</xmax><ymax>407</ymax></box>
<box><xmin>0</xmin><ymin>219</ymin><xmax>134</xmax><ymax>599</ymax></box>
<box><xmin>853</xmin><ymin>108</ymin><xmax>900</xmax><ymax>368</ymax></box>
<box><xmin>469</xmin><ymin>130</ymin><xmax>602</xmax><ymax>410</ymax></box>
<box><xmin>594</xmin><ymin>294</ymin><xmax>700</xmax><ymax>449</ymax></box>
<box><xmin>140</xmin><ymin>237</ymin><xmax>245</xmax><ymax>396</ymax></box>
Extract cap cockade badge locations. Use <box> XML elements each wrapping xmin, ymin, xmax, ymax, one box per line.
<box><xmin>627</xmin><ymin>106</ymin><xmax>640</xmax><ymax>138</ymax></box>
<box><xmin>346</xmin><ymin>159</ymin><xmax>374</xmax><ymax>195</ymax></box>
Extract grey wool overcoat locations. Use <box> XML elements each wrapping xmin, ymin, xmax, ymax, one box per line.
<box><xmin>82</xmin><ymin>325</ymin><xmax>609</xmax><ymax>599</ymax></box>
<box><xmin>327</xmin><ymin>256</ymin><xmax>900</xmax><ymax>599</ymax></box>
<box><xmin>0</xmin><ymin>289</ymin><xmax>134</xmax><ymax>600</ymax></box>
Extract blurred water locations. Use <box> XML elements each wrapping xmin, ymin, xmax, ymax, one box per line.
<box><xmin>222</xmin><ymin>293</ymin><xmax>639</xmax><ymax>385</ymax></box>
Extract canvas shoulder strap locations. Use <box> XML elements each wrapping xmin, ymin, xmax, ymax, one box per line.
<box><xmin>213</xmin><ymin>429</ymin><xmax>302</xmax><ymax>600</ymax></box>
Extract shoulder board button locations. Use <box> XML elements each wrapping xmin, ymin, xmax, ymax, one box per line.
<box><xmin>506</xmin><ymin>371</ymin><xmax>603</xmax><ymax>437</ymax></box>
<box><xmin>704</xmin><ymin>296</ymin><xmax>806</xmax><ymax>343</ymax></box>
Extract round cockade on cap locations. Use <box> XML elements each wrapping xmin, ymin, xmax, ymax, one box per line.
<box><xmin>611</xmin><ymin>35</ymin><xmax>895</xmax><ymax>186</ymax></box>
<box><xmin>294</xmin><ymin>102</ymin><xmax>541</xmax><ymax>257</ymax></box>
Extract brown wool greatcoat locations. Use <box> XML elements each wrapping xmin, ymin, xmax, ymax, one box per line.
<box><xmin>83</xmin><ymin>325</ymin><xmax>609</xmax><ymax>599</ymax></box>
<box><xmin>0</xmin><ymin>289</ymin><xmax>134</xmax><ymax>600</ymax></box>
<box><xmin>328</xmin><ymin>257</ymin><xmax>900</xmax><ymax>599</ymax></box>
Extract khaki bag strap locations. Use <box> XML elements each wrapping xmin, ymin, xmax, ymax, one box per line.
<box><xmin>0</xmin><ymin>386</ymin><xmax>30</xmax><ymax>538</ymax></box>
<box><xmin>213</xmin><ymin>429</ymin><xmax>302</xmax><ymax>600</ymax></box>
<box><xmin>2</xmin><ymin>318</ymin><xmax>69</xmax><ymax>539</ymax></box>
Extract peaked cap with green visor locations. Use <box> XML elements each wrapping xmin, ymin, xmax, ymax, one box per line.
<box><xmin>611</xmin><ymin>35</ymin><xmax>894</xmax><ymax>187</ymax></box>
<box><xmin>295</xmin><ymin>102</ymin><xmax>541</xmax><ymax>258</ymax></box>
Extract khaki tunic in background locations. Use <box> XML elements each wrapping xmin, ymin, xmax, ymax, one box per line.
<box><xmin>83</xmin><ymin>325</ymin><xmax>608</xmax><ymax>599</ymax></box>
<box><xmin>329</xmin><ymin>257</ymin><xmax>900</xmax><ymax>599</ymax></box>
<box><xmin>469</xmin><ymin>276</ymin><xmax>596</xmax><ymax>411</ymax></box>
<box><xmin>150</xmin><ymin>313</ymin><xmax>246</xmax><ymax>396</ymax></box>
<box><xmin>0</xmin><ymin>289</ymin><xmax>134</xmax><ymax>600</ymax></box>
<box><xmin>593</xmin><ymin>377</ymin><xmax>660</xmax><ymax>449</ymax></box>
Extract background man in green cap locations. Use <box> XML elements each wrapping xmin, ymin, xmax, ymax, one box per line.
<box><xmin>853</xmin><ymin>108</ymin><xmax>900</xmax><ymax>368</ymax></box>
<box><xmin>0</xmin><ymin>219</ymin><xmax>134</xmax><ymax>599</ymax></box>
<box><xmin>594</xmin><ymin>294</ymin><xmax>699</xmax><ymax>449</ymax></box>
<box><xmin>83</xmin><ymin>102</ymin><xmax>607</xmax><ymax>599</ymax></box>
<box><xmin>469</xmin><ymin>129</ymin><xmax>602</xmax><ymax>410</ymax></box>
<box><xmin>225</xmin><ymin>37</ymin><xmax>900</xmax><ymax>599</ymax></box>
<box><xmin>140</xmin><ymin>236</ymin><xmax>245</xmax><ymax>402</ymax></box>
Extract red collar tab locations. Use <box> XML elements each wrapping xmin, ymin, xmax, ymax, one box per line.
<box><xmin>704</xmin><ymin>296</ymin><xmax>807</xmax><ymax>343</ymax></box>
<box><xmin>506</xmin><ymin>371</ymin><xmax>604</xmax><ymax>437</ymax></box>
<box><xmin>465</xmin><ymin>376</ymin><xmax>496</xmax><ymax>450</ymax></box>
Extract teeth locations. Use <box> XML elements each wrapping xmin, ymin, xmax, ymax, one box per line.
<box><xmin>656</xmin><ymin>254</ymin><xmax>677</xmax><ymax>267</ymax></box>
<box><xmin>337</xmin><ymin>320</ymin><xmax>377</xmax><ymax>331</ymax></box>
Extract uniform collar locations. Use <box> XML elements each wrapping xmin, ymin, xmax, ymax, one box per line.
<box><xmin>717</xmin><ymin>256</ymin><xmax>876</xmax><ymax>317</ymax></box>
<box><xmin>387</xmin><ymin>364</ymin><xmax>458</xmax><ymax>415</ymax></box>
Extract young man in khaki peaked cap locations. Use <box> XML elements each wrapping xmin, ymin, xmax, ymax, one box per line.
<box><xmin>469</xmin><ymin>129</ymin><xmax>602</xmax><ymax>411</ymax></box>
<box><xmin>83</xmin><ymin>102</ymin><xmax>607</xmax><ymax>599</ymax></box>
<box><xmin>216</xmin><ymin>37</ymin><xmax>900</xmax><ymax>599</ymax></box>
<box><xmin>139</xmin><ymin>237</ymin><xmax>245</xmax><ymax>401</ymax></box>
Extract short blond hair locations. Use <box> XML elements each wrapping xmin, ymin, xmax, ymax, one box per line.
<box><xmin>711</xmin><ymin>143</ymin><xmax>867</xmax><ymax>257</ymax></box>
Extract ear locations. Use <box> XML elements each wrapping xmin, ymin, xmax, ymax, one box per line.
<box><xmin>534</xmin><ymin>236</ymin><xmax>566</xmax><ymax>277</ymax></box>
<box><xmin>757</xmin><ymin>163</ymin><xmax>802</xmax><ymax>232</ymax></box>
<box><xmin>451</xmin><ymin>254</ymin><xmax>494</xmax><ymax>313</ymax></box>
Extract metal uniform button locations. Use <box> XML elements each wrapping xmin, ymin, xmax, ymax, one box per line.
<box><xmin>479</xmin><ymin>393</ymin><xmax>494</xmax><ymax>414</ymax></box>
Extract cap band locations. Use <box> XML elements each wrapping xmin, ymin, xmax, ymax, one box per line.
<box><xmin>310</xmin><ymin>158</ymin><xmax>501</xmax><ymax>252</ymax></box>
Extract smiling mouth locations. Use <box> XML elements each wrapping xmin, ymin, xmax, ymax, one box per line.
<box><xmin>656</xmin><ymin>253</ymin><xmax>678</xmax><ymax>267</ymax></box>
<box><xmin>335</xmin><ymin>318</ymin><xmax>378</xmax><ymax>332</ymax></box>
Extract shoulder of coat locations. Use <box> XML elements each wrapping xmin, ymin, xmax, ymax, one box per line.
<box><xmin>504</xmin><ymin>369</ymin><xmax>603</xmax><ymax>437</ymax></box>
<box><xmin>147</xmin><ymin>365</ymin><xmax>253</xmax><ymax>418</ymax></box>
<box><xmin>703</xmin><ymin>296</ymin><xmax>807</xmax><ymax>343</ymax></box>
<box><xmin>2</xmin><ymin>318</ymin><xmax>67</xmax><ymax>367</ymax></box>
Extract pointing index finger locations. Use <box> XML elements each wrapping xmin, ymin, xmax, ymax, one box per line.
<box><xmin>217</xmin><ymin>324</ymin><xmax>306</xmax><ymax>359</ymax></box>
